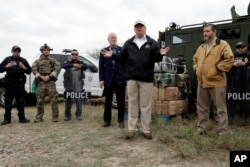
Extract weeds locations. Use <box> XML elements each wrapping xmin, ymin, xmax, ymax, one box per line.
<box><xmin>152</xmin><ymin>114</ymin><xmax>250</xmax><ymax>160</ymax></box>
<box><xmin>0</xmin><ymin>102</ymin><xmax>249</xmax><ymax>167</ymax></box>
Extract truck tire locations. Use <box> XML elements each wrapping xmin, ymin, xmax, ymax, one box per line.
<box><xmin>0</xmin><ymin>89</ymin><xmax>17</xmax><ymax>108</ymax></box>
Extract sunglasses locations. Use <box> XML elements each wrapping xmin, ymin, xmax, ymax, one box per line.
<box><xmin>236</xmin><ymin>46</ymin><xmax>246</xmax><ymax>49</ymax></box>
<box><xmin>13</xmin><ymin>49</ymin><xmax>21</xmax><ymax>53</ymax></box>
<box><xmin>71</xmin><ymin>53</ymin><xmax>78</xmax><ymax>56</ymax></box>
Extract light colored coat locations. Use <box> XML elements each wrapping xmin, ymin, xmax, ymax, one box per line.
<box><xmin>193</xmin><ymin>39</ymin><xmax>234</xmax><ymax>88</ymax></box>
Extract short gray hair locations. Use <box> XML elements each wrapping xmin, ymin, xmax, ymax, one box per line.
<box><xmin>107</xmin><ymin>32</ymin><xmax>117</xmax><ymax>40</ymax></box>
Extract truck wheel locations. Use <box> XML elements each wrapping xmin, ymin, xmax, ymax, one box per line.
<box><xmin>0</xmin><ymin>89</ymin><xmax>17</xmax><ymax>108</ymax></box>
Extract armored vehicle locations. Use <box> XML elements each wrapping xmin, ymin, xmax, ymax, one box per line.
<box><xmin>158</xmin><ymin>3</ymin><xmax>250</xmax><ymax>114</ymax></box>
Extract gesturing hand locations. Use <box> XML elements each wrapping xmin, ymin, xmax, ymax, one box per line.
<box><xmin>160</xmin><ymin>46</ymin><xmax>170</xmax><ymax>55</ymax></box>
<box><xmin>101</xmin><ymin>49</ymin><xmax>113</xmax><ymax>57</ymax></box>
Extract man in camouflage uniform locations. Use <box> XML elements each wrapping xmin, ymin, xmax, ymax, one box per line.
<box><xmin>32</xmin><ymin>43</ymin><xmax>61</xmax><ymax>122</ymax></box>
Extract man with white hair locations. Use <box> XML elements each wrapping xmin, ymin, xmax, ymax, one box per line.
<box><xmin>99</xmin><ymin>32</ymin><xmax>127</xmax><ymax>128</ymax></box>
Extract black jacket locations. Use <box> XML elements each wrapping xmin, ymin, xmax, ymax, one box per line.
<box><xmin>62</xmin><ymin>60</ymin><xmax>86</xmax><ymax>92</ymax></box>
<box><xmin>0</xmin><ymin>56</ymin><xmax>31</xmax><ymax>82</ymax></box>
<box><xmin>112</xmin><ymin>35</ymin><xmax>163</xmax><ymax>82</ymax></box>
<box><xmin>234</xmin><ymin>51</ymin><xmax>250</xmax><ymax>66</ymax></box>
<box><xmin>99</xmin><ymin>46</ymin><xmax>126</xmax><ymax>88</ymax></box>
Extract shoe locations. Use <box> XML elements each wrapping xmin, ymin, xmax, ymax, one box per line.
<box><xmin>1</xmin><ymin>120</ymin><xmax>11</xmax><ymax>125</ymax></box>
<box><xmin>19</xmin><ymin>118</ymin><xmax>30</xmax><ymax>123</ymax></box>
<box><xmin>53</xmin><ymin>118</ymin><xmax>59</xmax><ymax>122</ymax></box>
<box><xmin>64</xmin><ymin>117</ymin><xmax>71</xmax><ymax>121</ymax></box>
<box><xmin>199</xmin><ymin>131</ymin><xmax>207</xmax><ymax>135</ymax></box>
<box><xmin>102</xmin><ymin>121</ymin><xmax>110</xmax><ymax>127</ymax></box>
<box><xmin>34</xmin><ymin>118</ymin><xmax>43</xmax><ymax>123</ymax></box>
<box><xmin>76</xmin><ymin>116</ymin><xmax>82</xmax><ymax>121</ymax></box>
<box><xmin>143</xmin><ymin>132</ymin><xmax>153</xmax><ymax>140</ymax></box>
<box><xmin>119</xmin><ymin>122</ymin><xmax>125</xmax><ymax>129</ymax></box>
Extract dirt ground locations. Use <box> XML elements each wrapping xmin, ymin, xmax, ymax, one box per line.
<box><xmin>0</xmin><ymin>104</ymin><xmax>230</xmax><ymax>167</ymax></box>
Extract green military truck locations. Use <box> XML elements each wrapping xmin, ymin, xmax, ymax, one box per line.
<box><xmin>158</xmin><ymin>3</ymin><xmax>250</xmax><ymax>116</ymax></box>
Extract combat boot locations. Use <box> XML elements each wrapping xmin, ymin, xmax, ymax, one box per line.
<box><xmin>1</xmin><ymin>120</ymin><xmax>11</xmax><ymax>125</ymax></box>
<box><xmin>34</xmin><ymin>118</ymin><xmax>43</xmax><ymax>123</ymax></box>
<box><xmin>19</xmin><ymin>118</ymin><xmax>30</xmax><ymax>123</ymax></box>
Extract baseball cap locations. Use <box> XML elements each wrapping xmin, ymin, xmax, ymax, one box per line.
<box><xmin>11</xmin><ymin>45</ymin><xmax>21</xmax><ymax>52</ymax></box>
<box><xmin>134</xmin><ymin>20</ymin><xmax>146</xmax><ymax>27</ymax></box>
<box><xmin>236</xmin><ymin>41</ymin><xmax>246</xmax><ymax>47</ymax></box>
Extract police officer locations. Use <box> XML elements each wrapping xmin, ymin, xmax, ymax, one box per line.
<box><xmin>32</xmin><ymin>43</ymin><xmax>61</xmax><ymax>122</ymax></box>
<box><xmin>63</xmin><ymin>49</ymin><xmax>88</xmax><ymax>121</ymax></box>
<box><xmin>227</xmin><ymin>41</ymin><xmax>250</xmax><ymax>117</ymax></box>
<box><xmin>0</xmin><ymin>45</ymin><xmax>31</xmax><ymax>125</ymax></box>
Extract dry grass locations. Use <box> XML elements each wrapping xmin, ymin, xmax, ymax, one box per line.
<box><xmin>0</xmin><ymin>101</ymin><xmax>249</xmax><ymax>167</ymax></box>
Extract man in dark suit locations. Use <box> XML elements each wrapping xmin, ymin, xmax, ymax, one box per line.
<box><xmin>99</xmin><ymin>32</ymin><xmax>127</xmax><ymax>128</ymax></box>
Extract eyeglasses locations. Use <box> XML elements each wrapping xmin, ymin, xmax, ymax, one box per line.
<box><xmin>71</xmin><ymin>53</ymin><xmax>78</xmax><ymax>56</ymax></box>
<box><xmin>236</xmin><ymin>46</ymin><xmax>246</xmax><ymax>49</ymax></box>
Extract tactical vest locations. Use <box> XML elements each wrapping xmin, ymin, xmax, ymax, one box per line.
<box><xmin>4</xmin><ymin>56</ymin><xmax>26</xmax><ymax>82</ymax></box>
<box><xmin>37</xmin><ymin>58</ymin><xmax>56</xmax><ymax>75</ymax></box>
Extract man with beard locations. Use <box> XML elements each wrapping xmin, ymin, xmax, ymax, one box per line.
<box><xmin>193</xmin><ymin>24</ymin><xmax>234</xmax><ymax>136</ymax></box>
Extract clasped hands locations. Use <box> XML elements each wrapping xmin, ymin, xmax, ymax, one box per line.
<box><xmin>39</xmin><ymin>74</ymin><xmax>54</xmax><ymax>82</ymax></box>
<box><xmin>234</xmin><ymin>60</ymin><xmax>246</xmax><ymax>67</ymax></box>
<box><xmin>5</xmin><ymin>62</ymin><xmax>27</xmax><ymax>69</ymax></box>
<box><xmin>73</xmin><ymin>63</ymin><xmax>82</xmax><ymax>70</ymax></box>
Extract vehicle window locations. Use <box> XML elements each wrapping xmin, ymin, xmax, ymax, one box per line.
<box><xmin>217</xmin><ymin>27</ymin><xmax>240</xmax><ymax>39</ymax></box>
<box><xmin>78</xmin><ymin>56</ymin><xmax>95</xmax><ymax>67</ymax></box>
<box><xmin>172</xmin><ymin>34</ymin><xmax>192</xmax><ymax>44</ymax></box>
<box><xmin>50</xmin><ymin>54</ymin><xmax>69</xmax><ymax>67</ymax></box>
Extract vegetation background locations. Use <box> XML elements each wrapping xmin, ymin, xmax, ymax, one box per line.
<box><xmin>0</xmin><ymin>100</ymin><xmax>250</xmax><ymax>167</ymax></box>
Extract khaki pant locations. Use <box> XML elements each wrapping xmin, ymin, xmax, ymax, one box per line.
<box><xmin>127</xmin><ymin>80</ymin><xmax>153</xmax><ymax>133</ymax></box>
<box><xmin>196</xmin><ymin>86</ymin><xmax>229</xmax><ymax>133</ymax></box>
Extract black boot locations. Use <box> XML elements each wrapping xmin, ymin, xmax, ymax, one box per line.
<box><xmin>19</xmin><ymin>118</ymin><xmax>30</xmax><ymax>123</ymax></box>
<box><xmin>1</xmin><ymin>120</ymin><xmax>11</xmax><ymax>125</ymax></box>
<box><xmin>102</xmin><ymin>121</ymin><xmax>110</xmax><ymax>127</ymax></box>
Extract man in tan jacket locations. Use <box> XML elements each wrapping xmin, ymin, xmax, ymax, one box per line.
<box><xmin>193</xmin><ymin>23</ymin><xmax>234</xmax><ymax>136</ymax></box>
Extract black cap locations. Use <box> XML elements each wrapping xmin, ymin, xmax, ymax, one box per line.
<box><xmin>11</xmin><ymin>45</ymin><xmax>21</xmax><ymax>52</ymax></box>
<box><xmin>236</xmin><ymin>41</ymin><xmax>246</xmax><ymax>47</ymax></box>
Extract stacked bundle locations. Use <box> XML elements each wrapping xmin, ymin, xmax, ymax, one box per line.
<box><xmin>152</xmin><ymin>57</ymin><xmax>190</xmax><ymax>117</ymax></box>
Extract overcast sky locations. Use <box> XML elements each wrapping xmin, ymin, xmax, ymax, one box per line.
<box><xmin>0</xmin><ymin>0</ymin><xmax>249</xmax><ymax>62</ymax></box>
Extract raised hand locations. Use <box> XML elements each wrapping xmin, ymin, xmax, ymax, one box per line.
<box><xmin>101</xmin><ymin>48</ymin><xmax>113</xmax><ymax>57</ymax></box>
<box><xmin>160</xmin><ymin>46</ymin><xmax>170</xmax><ymax>55</ymax></box>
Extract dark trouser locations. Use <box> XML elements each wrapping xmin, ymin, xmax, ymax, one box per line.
<box><xmin>4</xmin><ymin>82</ymin><xmax>26</xmax><ymax>121</ymax></box>
<box><xmin>103</xmin><ymin>80</ymin><xmax>126</xmax><ymax>123</ymax></box>
<box><xmin>65</xmin><ymin>96</ymin><xmax>82</xmax><ymax>118</ymax></box>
